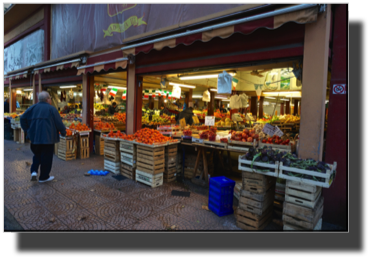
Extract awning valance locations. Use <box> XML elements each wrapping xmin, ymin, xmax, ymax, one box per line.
<box><xmin>34</xmin><ymin>59</ymin><xmax>82</xmax><ymax>75</ymax></box>
<box><xmin>5</xmin><ymin>70</ymin><xmax>29</xmax><ymax>80</ymax></box>
<box><xmin>122</xmin><ymin>4</ymin><xmax>320</xmax><ymax>56</ymax></box>
<box><xmin>76</xmin><ymin>57</ymin><xmax>128</xmax><ymax>75</ymax></box>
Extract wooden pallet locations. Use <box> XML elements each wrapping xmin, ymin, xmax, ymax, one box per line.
<box><xmin>104</xmin><ymin>159</ymin><xmax>120</xmax><ymax>174</ymax></box>
<box><xmin>78</xmin><ymin>147</ymin><xmax>90</xmax><ymax>159</ymax></box>
<box><xmin>238</xmin><ymin>187</ymin><xmax>275</xmax><ymax>215</ymax></box>
<box><xmin>165</xmin><ymin>144</ymin><xmax>178</xmax><ymax>153</ymax></box>
<box><xmin>235</xmin><ymin>207</ymin><xmax>273</xmax><ymax>230</ymax></box>
<box><xmin>58</xmin><ymin>150</ymin><xmax>76</xmax><ymax>161</ymax></box>
<box><xmin>121</xmin><ymin>163</ymin><xmax>135</xmax><ymax>180</ymax></box>
<box><xmin>120</xmin><ymin>152</ymin><xmax>136</xmax><ymax>167</ymax></box>
<box><xmin>135</xmin><ymin>169</ymin><xmax>163</xmax><ymax>188</ymax></box>
<box><xmin>136</xmin><ymin>145</ymin><xmax>165</xmax><ymax>175</ymax></box>
<box><xmin>283</xmin><ymin>218</ymin><xmax>322</xmax><ymax>231</ymax></box>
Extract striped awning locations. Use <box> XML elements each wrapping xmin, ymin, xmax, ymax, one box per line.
<box><xmin>34</xmin><ymin>59</ymin><xmax>81</xmax><ymax>74</ymax></box>
<box><xmin>5</xmin><ymin>70</ymin><xmax>29</xmax><ymax>81</ymax></box>
<box><xmin>122</xmin><ymin>4</ymin><xmax>319</xmax><ymax>56</ymax></box>
<box><xmin>76</xmin><ymin>57</ymin><xmax>128</xmax><ymax>75</ymax></box>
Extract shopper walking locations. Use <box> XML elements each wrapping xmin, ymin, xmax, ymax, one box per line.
<box><xmin>20</xmin><ymin>91</ymin><xmax>66</xmax><ymax>183</ymax></box>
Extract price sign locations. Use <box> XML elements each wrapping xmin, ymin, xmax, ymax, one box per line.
<box><xmin>262</xmin><ymin>123</ymin><xmax>276</xmax><ymax>136</ymax></box>
<box><xmin>274</xmin><ymin>126</ymin><xmax>284</xmax><ymax>137</ymax></box>
<box><xmin>205</xmin><ymin>116</ymin><xmax>215</xmax><ymax>126</ymax></box>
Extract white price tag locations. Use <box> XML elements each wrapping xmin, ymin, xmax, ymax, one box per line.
<box><xmin>205</xmin><ymin>116</ymin><xmax>215</xmax><ymax>126</ymax></box>
<box><xmin>274</xmin><ymin>126</ymin><xmax>284</xmax><ymax>137</ymax></box>
<box><xmin>262</xmin><ymin>124</ymin><xmax>276</xmax><ymax>136</ymax></box>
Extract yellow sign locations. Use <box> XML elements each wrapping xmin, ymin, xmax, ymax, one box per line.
<box><xmin>103</xmin><ymin>15</ymin><xmax>146</xmax><ymax>38</ymax></box>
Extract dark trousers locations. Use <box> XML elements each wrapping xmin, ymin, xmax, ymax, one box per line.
<box><xmin>30</xmin><ymin>144</ymin><xmax>54</xmax><ymax>180</ymax></box>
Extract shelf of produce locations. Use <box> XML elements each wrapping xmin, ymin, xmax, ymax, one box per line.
<box><xmin>278</xmin><ymin>162</ymin><xmax>337</xmax><ymax>188</ymax></box>
<box><xmin>228</xmin><ymin>137</ymin><xmax>255</xmax><ymax>147</ymax></box>
<box><xmin>238</xmin><ymin>155</ymin><xmax>279</xmax><ymax>177</ymax></box>
<box><xmin>203</xmin><ymin>140</ymin><xmax>228</xmax><ymax>149</ymax></box>
<box><xmin>258</xmin><ymin>141</ymin><xmax>291</xmax><ymax>152</ymax></box>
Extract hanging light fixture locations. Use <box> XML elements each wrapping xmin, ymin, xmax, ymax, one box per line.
<box><xmin>169</xmin><ymin>82</ymin><xmax>196</xmax><ymax>89</ymax></box>
<box><xmin>179</xmin><ymin>71</ymin><xmax>236</xmax><ymax>80</ymax></box>
<box><xmin>60</xmin><ymin>85</ymin><xmax>77</xmax><ymax>88</ymax></box>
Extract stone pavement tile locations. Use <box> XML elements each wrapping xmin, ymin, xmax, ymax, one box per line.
<box><xmin>117</xmin><ymin>181</ymin><xmax>149</xmax><ymax>196</ymax></box>
<box><xmin>86</xmin><ymin>183</ymin><xmax>129</xmax><ymax>202</ymax></box>
<box><xmin>140</xmin><ymin>194</ymin><xmax>180</xmax><ymax>212</ymax></box>
<box><xmin>67</xmin><ymin>175</ymin><xmax>101</xmax><ymax>188</ymax></box>
<box><xmin>88</xmin><ymin>202</ymin><xmax>139</xmax><ymax>229</ymax></box>
<box><xmin>37</xmin><ymin>192</ymin><xmax>83</xmax><ymax>218</ymax></box>
<box><xmin>126</xmin><ymin>220</ymin><xmax>162</xmax><ymax>230</ymax></box>
<box><xmin>28</xmin><ymin>219</ymin><xmax>71</xmax><ymax>231</ymax></box>
<box><xmin>59</xmin><ymin>208</ymin><xmax>117</xmax><ymax>230</ymax></box>
<box><xmin>133</xmin><ymin>185</ymin><xmax>171</xmax><ymax>201</ymax></box>
<box><xmin>24</xmin><ymin>184</ymin><xmax>58</xmax><ymax>201</ymax></box>
<box><xmin>49</xmin><ymin>180</ymin><xmax>87</xmax><ymax>195</ymax></box>
<box><xmin>4</xmin><ymin>182</ymin><xmax>35</xmax><ymax>194</ymax></box>
<box><xmin>69</xmin><ymin>188</ymin><xmax>110</xmax><ymax>209</ymax></box>
<box><xmin>181</xmin><ymin>192</ymin><xmax>209</xmax><ymax>209</ymax></box>
<box><xmin>144</xmin><ymin>211</ymin><xmax>203</xmax><ymax>231</ymax></box>
<box><xmin>113</xmin><ymin>197</ymin><xmax>155</xmax><ymax>220</ymax></box>
<box><xmin>4</xmin><ymin>192</ymin><xmax>40</xmax><ymax>211</ymax></box>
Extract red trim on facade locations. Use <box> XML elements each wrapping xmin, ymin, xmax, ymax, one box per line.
<box><xmin>87</xmin><ymin>50</ymin><xmax>124</xmax><ymax>64</ymax></box>
<box><xmin>4</xmin><ymin>20</ymin><xmax>44</xmax><ymax>48</ymax></box>
<box><xmin>104</xmin><ymin>63</ymin><xmax>115</xmax><ymax>71</ymax></box>
<box><xmin>64</xmin><ymin>63</ymin><xmax>72</xmax><ymax>69</ymax></box>
<box><xmin>41</xmin><ymin>76</ymin><xmax>82</xmax><ymax>85</ymax></box>
<box><xmin>323</xmin><ymin>4</ymin><xmax>348</xmax><ymax>228</ymax></box>
<box><xmin>50</xmin><ymin>67</ymin><xmax>56</xmax><ymax>72</ymax></box>
<box><xmin>4</xmin><ymin>79</ymin><xmax>9</xmax><ymax>85</ymax></box>
<box><xmin>234</xmin><ymin>17</ymin><xmax>274</xmax><ymax>34</ymax></box>
<box><xmin>136</xmin><ymin>44</ymin><xmax>154</xmax><ymax>55</ymax></box>
<box><xmin>8</xmin><ymin>79</ymin><xmax>32</xmax><ymax>88</ymax></box>
<box><xmin>43</xmin><ymin>4</ymin><xmax>51</xmax><ymax>61</ymax></box>
<box><xmin>176</xmin><ymin>33</ymin><xmax>202</xmax><ymax>46</ymax></box>
<box><xmin>85</xmin><ymin>67</ymin><xmax>95</xmax><ymax>74</ymax></box>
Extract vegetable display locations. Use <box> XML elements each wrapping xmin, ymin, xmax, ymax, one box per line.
<box><xmin>125</xmin><ymin>128</ymin><xmax>171</xmax><ymax>145</ymax></box>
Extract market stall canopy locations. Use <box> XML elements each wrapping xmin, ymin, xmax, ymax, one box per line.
<box><xmin>33</xmin><ymin>58</ymin><xmax>83</xmax><ymax>75</ymax></box>
<box><xmin>121</xmin><ymin>4</ymin><xmax>320</xmax><ymax>56</ymax></box>
<box><xmin>4</xmin><ymin>70</ymin><xmax>29</xmax><ymax>81</ymax></box>
<box><xmin>76</xmin><ymin>57</ymin><xmax>129</xmax><ymax>75</ymax></box>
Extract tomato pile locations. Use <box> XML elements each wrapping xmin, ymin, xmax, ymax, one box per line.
<box><xmin>231</xmin><ymin>129</ymin><xmax>259</xmax><ymax>143</ymax></box>
<box><xmin>262</xmin><ymin>135</ymin><xmax>290</xmax><ymax>145</ymax></box>
<box><xmin>69</xmin><ymin>122</ymin><xmax>90</xmax><ymax>131</ymax></box>
<box><xmin>126</xmin><ymin>128</ymin><xmax>171</xmax><ymax>145</ymax></box>
<box><xmin>95</xmin><ymin>122</ymin><xmax>116</xmax><ymax>130</ymax></box>
<box><xmin>66</xmin><ymin>129</ymin><xmax>73</xmax><ymax>136</ymax></box>
<box><xmin>114</xmin><ymin>113</ymin><xmax>126</xmax><ymax>124</ymax></box>
<box><xmin>183</xmin><ymin>129</ymin><xmax>192</xmax><ymax>136</ymax></box>
<box><xmin>106</xmin><ymin>130</ymin><xmax>126</xmax><ymax>139</ymax></box>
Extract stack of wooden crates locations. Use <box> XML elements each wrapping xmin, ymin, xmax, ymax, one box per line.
<box><xmin>164</xmin><ymin>144</ymin><xmax>177</xmax><ymax>183</ymax></box>
<box><xmin>120</xmin><ymin>141</ymin><xmax>136</xmax><ymax>180</ymax></box>
<box><xmin>95</xmin><ymin>134</ymin><xmax>105</xmax><ymax>155</ymax></box>
<box><xmin>235</xmin><ymin>171</ymin><xmax>275</xmax><ymax>230</ymax></box>
<box><xmin>77</xmin><ymin>134</ymin><xmax>90</xmax><ymax>159</ymax></box>
<box><xmin>135</xmin><ymin>145</ymin><xmax>165</xmax><ymax>188</ymax></box>
<box><xmin>103</xmin><ymin>139</ymin><xmax>120</xmax><ymax>174</ymax></box>
<box><xmin>282</xmin><ymin>180</ymin><xmax>324</xmax><ymax>230</ymax></box>
<box><xmin>58</xmin><ymin>136</ymin><xmax>76</xmax><ymax>161</ymax></box>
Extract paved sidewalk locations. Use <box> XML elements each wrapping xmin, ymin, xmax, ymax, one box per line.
<box><xmin>4</xmin><ymin>140</ymin><xmax>345</xmax><ymax>231</ymax></box>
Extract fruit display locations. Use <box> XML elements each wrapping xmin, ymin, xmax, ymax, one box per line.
<box><xmin>278</xmin><ymin>114</ymin><xmax>300</xmax><ymax>123</ymax></box>
<box><xmin>69</xmin><ymin>122</ymin><xmax>90</xmax><ymax>131</ymax></box>
<box><xmin>94</xmin><ymin>122</ymin><xmax>116</xmax><ymax>131</ymax></box>
<box><xmin>63</xmin><ymin>120</ymin><xmax>81</xmax><ymax>127</ymax></box>
<box><xmin>66</xmin><ymin>129</ymin><xmax>73</xmax><ymax>136</ymax></box>
<box><xmin>183</xmin><ymin>129</ymin><xmax>192</xmax><ymax>136</ymax></box>
<box><xmin>142</xmin><ymin>114</ymin><xmax>176</xmax><ymax>126</ymax></box>
<box><xmin>231</xmin><ymin>129</ymin><xmax>259</xmax><ymax>143</ymax></box>
<box><xmin>216</xmin><ymin>117</ymin><xmax>232</xmax><ymax>127</ymax></box>
<box><xmin>209</xmin><ymin>126</ymin><xmax>217</xmax><ymax>133</ymax></box>
<box><xmin>261</xmin><ymin>135</ymin><xmax>290</xmax><ymax>145</ymax></box>
<box><xmin>208</xmin><ymin>130</ymin><xmax>216</xmax><ymax>141</ymax></box>
<box><xmin>61</xmin><ymin>113</ymin><xmax>80</xmax><ymax>120</ymax></box>
<box><xmin>105</xmin><ymin>130</ymin><xmax>126</xmax><ymax>139</ymax></box>
<box><xmin>4</xmin><ymin>113</ymin><xmax>18</xmax><ymax>118</ymax></box>
<box><xmin>196</xmin><ymin>125</ymin><xmax>208</xmax><ymax>131</ymax></box>
<box><xmin>94</xmin><ymin>103</ymin><xmax>107</xmax><ymax>111</ymax></box>
<box><xmin>220</xmin><ymin>138</ymin><xmax>228</xmax><ymax>143</ymax></box>
<box><xmin>114</xmin><ymin>113</ymin><xmax>126</xmax><ymax>124</ymax></box>
<box><xmin>200</xmin><ymin>131</ymin><xmax>209</xmax><ymax>140</ymax></box>
<box><xmin>125</xmin><ymin>128</ymin><xmax>171</xmax><ymax>145</ymax></box>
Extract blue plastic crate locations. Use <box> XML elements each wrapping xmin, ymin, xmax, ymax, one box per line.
<box><xmin>208</xmin><ymin>176</ymin><xmax>236</xmax><ymax>217</ymax></box>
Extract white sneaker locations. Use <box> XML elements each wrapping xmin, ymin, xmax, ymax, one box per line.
<box><xmin>31</xmin><ymin>172</ymin><xmax>38</xmax><ymax>182</ymax></box>
<box><xmin>39</xmin><ymin>176</ymin><xmax>55</xmax><ymax>183</ymax></box>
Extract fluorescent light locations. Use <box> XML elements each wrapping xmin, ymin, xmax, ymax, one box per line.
<box><xmin>169</xmin><ymin>82</ymin><xmax>196</xmax><ymax>89</ymax></box>
<box><xmin>265</xmin><ymin>96</ymin><xmax>276</xmax><ymax>99</ymax></box>
<box><xmin>23</xmin><ymin>88</ymin><xmax>33</xmax><ymax>91</ymax></box>
<box><xmin>192</xmin><ymin>95</ymin><xmax>203</xmax><ymax>98</ymax></box>
<box><xmin>60</xmin><ymin>85</ymin><xmax>77</xmax><ymax>88</ymax></box>
<box><xmin>164</xmin><ymin>99</ymin><xmax>167</xmax><ymax>103</ymax></box>
<box><xmin>210</xmin><ymin>88</ymin><xmax>218</xmax><ymax>92</ymax></box>
<box><xmin>227</xmin><ymin>104</ymin><xmax>230</xmax><ymax>107</ymax></box>
<box><xmin>74</xmin><ymin>92</ymin><xmax>77</xmax><ymax>96</ymax></box>
<box><xmin>16</xmin><ymin>90</ymin><xmax>22</xmax><ymax>94</ymax></box>
<box><xmin>80</xmin><ymin>93</ymin><xmax>82</xmax><ymax>97</ymax></box>
<box><xmin>280</xmin><ymin>99</ymin><xmax>289</xmax><ymax>101</ymax></box>
<box><xmin>215</xmin><ymin>96</ymin><xmax>228</xmax><ymax>100</ymax></box>
<box><xmin>108</xmin><ymin>86</ymin><xmax>126</xmax><ymax>90</ymax></box>
<box><xmin>222</xmin><ymin>99</ymin><xmax>229</xmax><ymax>102</ymax></box>
<box><xmin>263</xmin><ymin>91</ymin><xmax>301</xmax><ymax>97</ymax></box>
<box><xmin>264</xmin><ymin>102</ymin><xmax>270</xmax><ymax>106</ymax></box>
<box><xmin>179</xmin><ymin>72</ymin><xmax>236</xmax><ymax>80</ymax></box>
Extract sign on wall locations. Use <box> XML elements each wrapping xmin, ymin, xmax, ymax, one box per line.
<box><xmin>332</xmin><ymin>84</ymin><xmax>346</xmax><ymax>94</ymax></box>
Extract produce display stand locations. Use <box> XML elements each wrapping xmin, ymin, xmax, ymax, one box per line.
<box><xmin>228</xmin><ymin>137</ymin><xmax>255</xmax><ymax>147</ymax></box>
<box><xmin>103</xmin><ymin>138</ymin><xmax>120</xmax><ymax>174</ymax></box>
<box><xmin>238</xmin><ymin>155</ymin><xmax>279</xmax><ymax>177</ymax></box>
<box><xmin>164</xmin><ymin>144</ymin><xmax>178</xmax><ymax>183</ymax></box>
<box><xmin>203</xmin><ymin>140</ymin><xmax>228</xmax><ymax>149</ymax></box>
<box><xmin>258</xmin><ymin>141</ymin><xmax>291</xmax><ymax>152</ymax></box>
<box><xmin>135</xmin><ymin>169</ymin><xmax>164</xmax><ymax>188</ymax></box>
<box><xmin>76</xmin><ymin>131</ymin><xmax>90</xmax><ymax>159</ymax></box>
<box><xmin>119</xmin><ymin>139</ymin><xmax>137</xmax><ymax>168</ymax></box>
<box><xmin>121</xmin><ymin>163</ymin><xmax>135</xmax><ymax>180</ymax></box>
<box><xmin>278</xmin><ymin>162</ymin><xmax>337</xmax><ymax>188</ymax></box>
<box><xmin>58</xmin><ymin>135</ymin><xmax>76</xmax><ymax>161</ymax></box>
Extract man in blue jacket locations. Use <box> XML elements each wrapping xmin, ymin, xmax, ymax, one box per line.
<box><xmin>20</xmin><ymin>91</ymin><xmax>66</xmax><ymax>183</ymax></box>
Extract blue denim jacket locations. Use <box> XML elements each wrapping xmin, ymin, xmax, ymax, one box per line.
<box><xmin>20</xmin><ymin>102</ymin><xmax>66</xmax><ymax>144</ymax></box>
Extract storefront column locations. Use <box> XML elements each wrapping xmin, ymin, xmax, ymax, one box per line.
<box><xmin>294</xmin><ymin>99</ymin><xmax>299</xmax><ymax>116</ymax></box>
<box><xmin>298</xmin><ymin>4</ymin><xmax>331</xmax><ymax>160</ymax></box>
<box><xmin>208</xmin><ymin>91</ymin><xmax>215</xmax><ymax>116</ymax></box>
<box><xmin>126</xmin><ymin>63</ymin><xmax>136</xmax><ymax>134</ymax></box>
<box><xmin>33</xmin><ymin>74</ymin><xmax>38</xmax><ymax>104</ymax></box>
<box><xmin>250</xmin><ymin>96</ymin><xmax>257</xmax><ymax>117</ymax></box>
<box><xmin>285</xmin><ymin>101</ymin><xmax>290</xmax><ymax>114</ymax></box>
<box><xmin>258</xmin><ymin>97</ymin><xmax>264</xmax><ymax>118</ymax></box>
<box><xmin>148</xmin><ymin>96</ymin><xmax>154</xmax><ymax>109</ymax></box>
<box><xmin>135</xmin><ymin>76</ymin><xmax>143</xmax><ymax>131</ymax></box>
<box><xmin>82</xmin><ymin>74</ymin><xmax>95</xmax><ymax>151</ymax></box>
<box><xmin>158</xmin><ymin>96</ymin><xmax>164</xmax><ymax>109</ymax></box>
<box><xmin>185</xmin><ymin>89</ymin><xmax>193</xmax><ymax>107</ymax></box>
<box><xmin>280</xmin><ymin>102</ymin><xmax>284</xmax><ymax>115</ymax></box>
<box><xmin>9</xmin><ymin>80</ymin><xmax>15</xmax><ymax>113</ymax></box>
<box><xmin>38</xmin><ymin>73</ymin><xmax>42</xmax><ymax>94</ymax></box>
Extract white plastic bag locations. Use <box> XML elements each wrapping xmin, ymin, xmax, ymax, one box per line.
<box><xmin>202</xmin><ymin>90</ymin><xmax>210</xmax><ymax>102</ymax></box>
<box><xmin>217</xmin><ymin>70</ymin><xmax>232</xmax><ymax>94</ymax></box>
<box><xmin>239</xmin><ymin>93</ymin><xmax>248</xmax><ymax>108</ymax></box>
<box><xmin>172</xmin><ymin>85</ymin><xmax>181</xmax><ymax>99</ymax></box>
<box><xmin>230</xmin><ymin>94</ymin><xmax>241</xmax><ymax>109</ymax></box>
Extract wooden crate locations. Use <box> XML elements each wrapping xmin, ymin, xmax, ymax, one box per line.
<box><xmin>77</xmin><ymin>135</ymin><xmax>89</xmax><ymax>148</ymax></box>
<box><xmin>120</xmin><ymin>151</ymin><xmax>136</xmax><ymax>167</ymax></box>
<box><xmin>58</xmin><ymin>149</ymin><xmax>76</xmax><ymax>161</ymax></box>
<box><xmin>78</xmin><ymin>147</ymin><xmax>90</xmax><ymax>159</ymax></box>
<box><xmin>184</xmin><ymin>167</ymin><xmax>202</xmax><ymax>179</ymax></box>
<box><xmin>285</xmin><ymin>185</ymin><xmax>322</xmax><ymax>202</ymax></box>
<box><xmin>54</xmin><ymin>143</ymin><xmax>59</xmax><ymax>155</ymax></box>
<box><xmin>235</xmin><ymin>206</ymin><xmax>273</xmax><ymax>230</ymax></box>
<box><xmin>95</xmin><ymin>135</ymin><xmax>105</xmax><ymax>155</ymax></box>
<box><xmin>135</xmin><ymin>169</ymin><xmax>163</xmax><ymax>188</ymax></box>
<box><xmin>121</xmin><ymin>163</ymin><xmax>135</xmax><ymax>180</ymax></box>
<box><xmin>136</xmin><ymin>145</ymin><xmax>165</xmax><ymax>175</ymax></box>
<box><xmin>120</xmin><ymin>141</ymin><xmax>136</xmax><ymax>154</ymax></box>
<box><xmin>238</xmin><ymin>186</ymin><xmax>275</xmax><ymax>215</ymax></box>
<box><xmin>283</xmin><ymin>196</ymin><xmax>324</xmax><ymax>224</ymax></box>
<box><xmin>285</xmin><ymin>188</ymin><xmax>322</xmax><ymax>209</ymax></box>
<box><xmin>238</xmin><ymin>155</ymin><xmax>278</xmax><ymax>177</ymax></box>
<box><xmin>242</xmin><ymin>171</ymin><xmax>276</xmax><ymax>194</ymax></box>
<box><xmin>104</xmin><ymin>159</ymin><xmax>120</xmax><ymax>174</ymax></box>
<box><xmin>164</xmin><ymin>166</ymin><xmax>177</xmax><ymax>183</ymax></box>
<box><xmin>58</xmin><ymin>136</ymin><xmax>76</xmax><ymax>152</ymax></box>
<box><xmin>283</xmin><ymin>218</ymin><xmax>322</xmax><ymax>231</ymax></box>
<box><xmin>104</xmin><ymin>140</ymin><xmax>120</xmax><ymax>162</ymax></box>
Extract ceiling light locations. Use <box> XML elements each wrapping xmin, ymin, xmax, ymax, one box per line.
<box><xmin>280</xmin><ymin>99</ymin><xmax>289</xmax><ymax>101</ymax></box>
<box><xmin>179</xmin><ymin>72</ymin><xmax>236</xmax><ymax>80</ymax></box>
<box><xmin>263</xmin><ymin>91</ymin><xmax>301</xmax><ymax>97</ymax></box>
<box><xmin>192</xmin><ymin>95</ymin><xmax>203</xmax><ymax>98</ymax></box>
<box><xmin>60</xmin><ymin>85</ymin><xmax>77</xmax><ymax>88</ymax></box>
<box><xmin>23</xmin><ymin>88</ymin><xmax>33</xmax><ymax>91</ymax></box>
<box><xmin>164</xmin><ymin>99</ymin><xmax>167</xmax><ymax>103</ymax></box>
<box><xmin>265</xmin><ymin>96</ymin><xmax>276</xmax><ymax>99</ymax></box>
<box><xmin>264</xmin><ymin>102</ymin><xmax>270</xmax><ymax>106</ymax></box>
<box><xmin>108</xmin><ymin>86</ymin><xmax>126</xmax><ymax>90</ymax></box>
<box><xmin>222</xmin><ymin>99</ymin><xmax>229</xmax><ymax>102</ymax></box>
<box><xmin>169</xmin><ymin>82</ymin><xmax>196</xmax><ymax>89</ymax></box>
<box><xmin>74</xmin><ymin>92</ymin><xmax>77</xmax><ymax>96</ymax></box>
<box><xmin>16</xmin><ymin>90</ymin><xmax>22</xmax><ymax>94</ymax></box>
<box><xmin>210</xmin><ymin>88</ymin><xmax>218</xmax><ymax>92</ymax></box>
